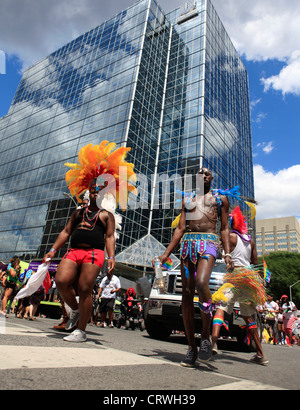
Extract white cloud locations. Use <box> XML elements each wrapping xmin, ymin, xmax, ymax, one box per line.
<box><xmin>250</xmin><ymin>98</ymin><xmax>262</xmax><ymax>109</ymax></box>
<box><xmin>2</xmin><ymin>0</ymin><xmax>299</xmax><ymax>100</ymax></box>
<box><xmin>262</xmin><ymin>142</ymin><xmax>274</xmax><ymax>155</ymax></box>
<box><xmin>254</xmin><ymin>141</ymin><xmax>274</xmax><ymax>156</ymax></box>
<box><xmin>0</xmin><ymin>0</ymin><xmax>183</xmax><ymax>71</ymax></box>
<box><xmin>2</xmin><ymin>0</ymin><xmax>297</xmax><ymax>66</ymax></box>
<box><xmin>261</xmin><ymin>50</ymin><xmax>300</xmax><ymax>96</ymax></box>
<box><xmin>212</xmin><ymin>0</ymin><xmax>300</xmax><ymax>96</ymax></box>
<box><xmin>213</xmin><ymin>0</ymin><xmax>300</xmax><ymax>62</ymax></box>
<box><xmin>254</xmin><ymin>164</ymin><xmax>300</xmax><ymax>220</ymax></box>
<box><xmin>0</xmin><ymin>0</ymin><xmax>135</xmax><ymax>70</ymax></box>
<box><xmin>254</xmin><ymin>112</ymin><xmax>267</xmax><ymax>124</ymax></box>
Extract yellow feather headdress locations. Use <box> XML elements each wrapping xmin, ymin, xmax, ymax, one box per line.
<box><xmin>244</xmin><ymin>201</ymin><xmax>256</xmax><ymax>219</ymax></box>
<box><xmin>64</xmin><ymin>141</ymin><xmax>137</xmax><ymax>208</ymax></box>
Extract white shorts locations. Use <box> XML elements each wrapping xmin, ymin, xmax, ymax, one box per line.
<box><xmin>218</xmin><ymin>288</ymin><xmax>257</xmax><ymax>317</ymax></box>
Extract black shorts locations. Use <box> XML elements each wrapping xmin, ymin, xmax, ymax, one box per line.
<box><xmin>5</xmin><ymin>281</ymin><xmax>17</xmax><ymax>291</ymax></box>
<box><xmin>265</xmin><ymin>319</ymin><xmax>276</xmax><ymax>330</ymax></box>
<box><xmin>98</xmin><ymin>298</ymin><xmax>115</xmax><ymax>313</ymax></box>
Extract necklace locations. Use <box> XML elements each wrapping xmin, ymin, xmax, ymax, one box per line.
<box><xmin>84</xmin><ymin>207</ymin><xmax>99</xmax><ymax>221</ymax></box>
<box><xmin>82</xmin><ymin>207</ymin><xmax>100</xmax><ymax>229</ymax></box>
<box><xmin>194</xmin><ymin>192</ymin><xmax>218</xmax><ymax>223</ymax></box>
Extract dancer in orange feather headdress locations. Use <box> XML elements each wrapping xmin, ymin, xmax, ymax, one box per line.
<box><xmin>64</xmin><ymin>140</ymin><xmax>137</xmax><ymax>208</ymax></box>
<box><xmin>211</xmin><ymin>206</ymin><xmax>268</xmax><ymax>365</ymax></box>
<box><xmin>43</xmin><ymin>141</ymin><xmax>136</xmax><ymax>343</ymax></box>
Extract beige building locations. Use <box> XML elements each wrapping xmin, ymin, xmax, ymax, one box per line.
<box><xmin>256</xmin><ymin>216</ymin><xmax>300</xmax><ymax>256</ymax></box>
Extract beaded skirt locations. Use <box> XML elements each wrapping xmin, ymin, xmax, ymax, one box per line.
<box><xmin>180</xmin><ymin>232</ymin><xmax>220</xmax><ymax>264</ymax></box>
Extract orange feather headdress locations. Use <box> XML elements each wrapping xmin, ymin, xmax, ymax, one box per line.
<box><xmin>229</xmin><ymin>206</ymin><xmax>248</xmax><ymax>234</ymax></box>
<box><xmin>64</xmin><ymin>141</ymin><xmax>137</xmax><ymax>208</ymax></box>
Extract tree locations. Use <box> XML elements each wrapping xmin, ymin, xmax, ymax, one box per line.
<box><xmin>258</xmin><ymin>252</ymin><xmax>300</xmax><ymax>307</ymax></box>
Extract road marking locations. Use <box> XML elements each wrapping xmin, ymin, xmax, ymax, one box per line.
<box><xmin>203</xmin><ymin>380</ymin><xmax>286</xmax><ymax>390</ymax></box>
<box><xmin>0</xmin><ymin>344</ymin><xmax>168</xmax><ymax>370</ymax></box>
<box><xmin>2</xmin><ymin>322</ymin><xmax>287</xmax><ymax>390</ymax></box>
<box><xmin>4</xmin><ymin>322</ymin><xmax>53</xmax><ymax>337</ymax></box>
<box><xmin>1</xmin><ymin>322</ymin><xmax>173</xmax><ymax>370</ymax></box>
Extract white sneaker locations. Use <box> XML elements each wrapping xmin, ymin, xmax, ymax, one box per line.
<box><xmin>65</xmin><ymin>309</ymin><xmax>79</xmax><ymax>330</ymax></box>
<box><xmin>63</xmin><ymin>329</ymin><xmax>87</xmax><ymax>343</ymax></box>
<box><xmin>212</xmin><ymin>341</ymin><xmax>219</xmax><ymax>355</ymax></box>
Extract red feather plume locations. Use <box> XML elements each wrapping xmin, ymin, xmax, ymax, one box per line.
<box><xmin>230</xmin><ymin>206</ymin><xmax>248</xmax><ymax>234</ymax></box>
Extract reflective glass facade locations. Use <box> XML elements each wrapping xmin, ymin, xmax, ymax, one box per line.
<box><xmin>0</xmin><ymin>0</ymin><xmax>254</xmax><ymax>261</ymax></box>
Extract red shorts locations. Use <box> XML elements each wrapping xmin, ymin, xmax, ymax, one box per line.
<box><xmin>63</xmin><ymin>248</ymin><xmax>105</xmax><ymax>268</ymax></box>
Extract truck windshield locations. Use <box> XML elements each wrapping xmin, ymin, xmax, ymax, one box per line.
<box><xmin>212</xmin><ymin>263</ymin><xmax>226</xmax><ymax>272</ymax></box>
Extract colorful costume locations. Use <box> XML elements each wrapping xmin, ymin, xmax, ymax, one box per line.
<box><xmin>216</xmin><ymin>266</ymin><xmax>266</xmax><ymax>316</ymax></box>
<box><xmin>64</xmin><ymin>140</ymin><xmax>137</xmax><ymax>208</ymax></box>
<box><xmin>63</xmin><ymin>141</ymin><xmax>137</xmax><ymax>265</ymax></box>
<box><xmin>174</xmin><ymin>186</ymin><xmax>241</xmax><ymax>274</ymax></box>
<box><xmin>180</xmin><ymin>233</ymin><xmax>220</xmax><ymax>264</ymax></box>
<box><xmin>172</xmin><ymin>185</ymin><xmax>256</xmax><ymax>229</ymax></box>
<box><xmin>212</xmin><ymin>206</ymin><xmax>267</xmax><ymax>316</ymax></box>
<box><xmin>64</xmin><ymin>140</ymin><xmax>137</xmax><ymax>243</ymax></box>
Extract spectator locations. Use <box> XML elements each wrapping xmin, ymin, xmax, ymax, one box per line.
<box><xmin>281</xmin><ymin>295</ymin><xmax>297</xmax><ymax>346</ymax></box>
<box><xmin>0</xmin><ymin>267</ymin><xmax>6</xmax><ymax>291</ymax></box>
<box><xmin>47</xmin><ymin>277</ymin><xmax>57</xmax><ymax>302</ymax></box>
<box><xmin>263</xmin><ymin>295</ymin><xmax>279</xmax><ymax>344</ymax></box>
<box><xmin>23</xmin><ymin>285</ymin><xmax>46</xmax><ymax>320</ymax></box>
<box><xmin>293</xmin><ymin>313</ymin><xmax>300</xmax><ymax>346</ymax></box>
<box><xmin>125</xmin><ymin>287</ymin><xmax>136</xmax><ymax>310</ymax></box>
<box><xmin>97</xmin><ymin>271</ymin><xmax>121</xmax><ymax>328</ymax></box>
<box><xmin>0</xmin><ymin>257</ymin><xmax>21</xmax><ymax>317</ymax></box>
<box><xmin>277</xmin><ymin>305</ymin><xmax>285</xmax><ymax>345</ymax></box>
<box><xmin>53</xmin><ymin>300</ymin><xmax>71</xmax><ymax>331</ymax></box>
<box><xmin>89</xmin><ymin>282</ymin><xmax>100</xmax><ymax>326</ymax></box>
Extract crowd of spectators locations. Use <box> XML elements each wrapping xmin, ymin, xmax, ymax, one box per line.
<box><xmin>1</xmin><ymin>259</ymin><xmax>299</xmax><ymax>348</ymax></box>
<box><xmin>258</xmin><ymin>294</ymin><xmax>299</xmax><ymax>347</ymax></box>
<box><xmin>0</xmin><ymin>258</ymin><xmax>59</xmax><ymax>320</ymax></box>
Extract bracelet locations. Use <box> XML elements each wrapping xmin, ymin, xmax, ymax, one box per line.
<box><xmin>49</xmin><ymin>248</ymin><xmax>56</xmax><ymax>253</ymax></box>
<box><xmin>224</xmin><ymin>254</ymin><xmax>232</xmax><ymax>258</ymax></box>
<box><xmin>108</xmin><ymin>256</ymin><xmax>115</xmax><ymax>260</ymax></box>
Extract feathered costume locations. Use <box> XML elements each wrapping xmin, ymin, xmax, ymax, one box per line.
<box><xmin>212</xmin><ymin>206</ymin><xmax>267</xmax><ymax>308</ymax></box>
<box><xmin>230</xmin><ymin>205</ymin><xmax>248</xmax><ymax>234</ymax></box>
<box><xmin>64</xmin><ymin>141</ymin><xmax>137</xmax><ymax>208</ymax></box>
<box><xmin>218</xmin><ymin>267</ymin><xmax>266</xmax><ymax>307</ymax></box>
<box><xmin>64</xmin><ymin>141</ymin><xmax>137</xmax><ymax>243</ymax></box>
<box><xmin>171</xmin><ymin>185</ymin><xmax>257</xmax><ymax>228</ymax></box>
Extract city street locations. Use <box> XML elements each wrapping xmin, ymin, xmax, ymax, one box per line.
<box><xmin>0</xmin><ymin>315</ymin><xmax>299</xmax><ymax>392</ymax></box>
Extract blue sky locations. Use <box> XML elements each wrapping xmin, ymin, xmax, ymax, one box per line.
<box><xmin>249</xmin><ymin>58</ymin><xmax>300</xmax><ymax>171</ymax></box>
<box><xmin>0</xmin><ymin>0</ymin><xmax>300</xmax><ymax>221</ymax></box>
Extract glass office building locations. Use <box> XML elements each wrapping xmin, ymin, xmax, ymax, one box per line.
<box><xmin>0</xmin><ymin>0</ymin><xmax>254</xmax><ymax>261</ymax></box>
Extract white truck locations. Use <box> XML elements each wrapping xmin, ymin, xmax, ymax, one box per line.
<box><xmin>144</xmin><ymin>260</ymin><xmax>262</xmax><ymax>349</ymax></box>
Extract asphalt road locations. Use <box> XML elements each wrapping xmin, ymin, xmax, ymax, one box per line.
<box><xmin>0</xmin><ymin>314</ymin><xmax>299</xmax><ymax>392</ymax></box>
